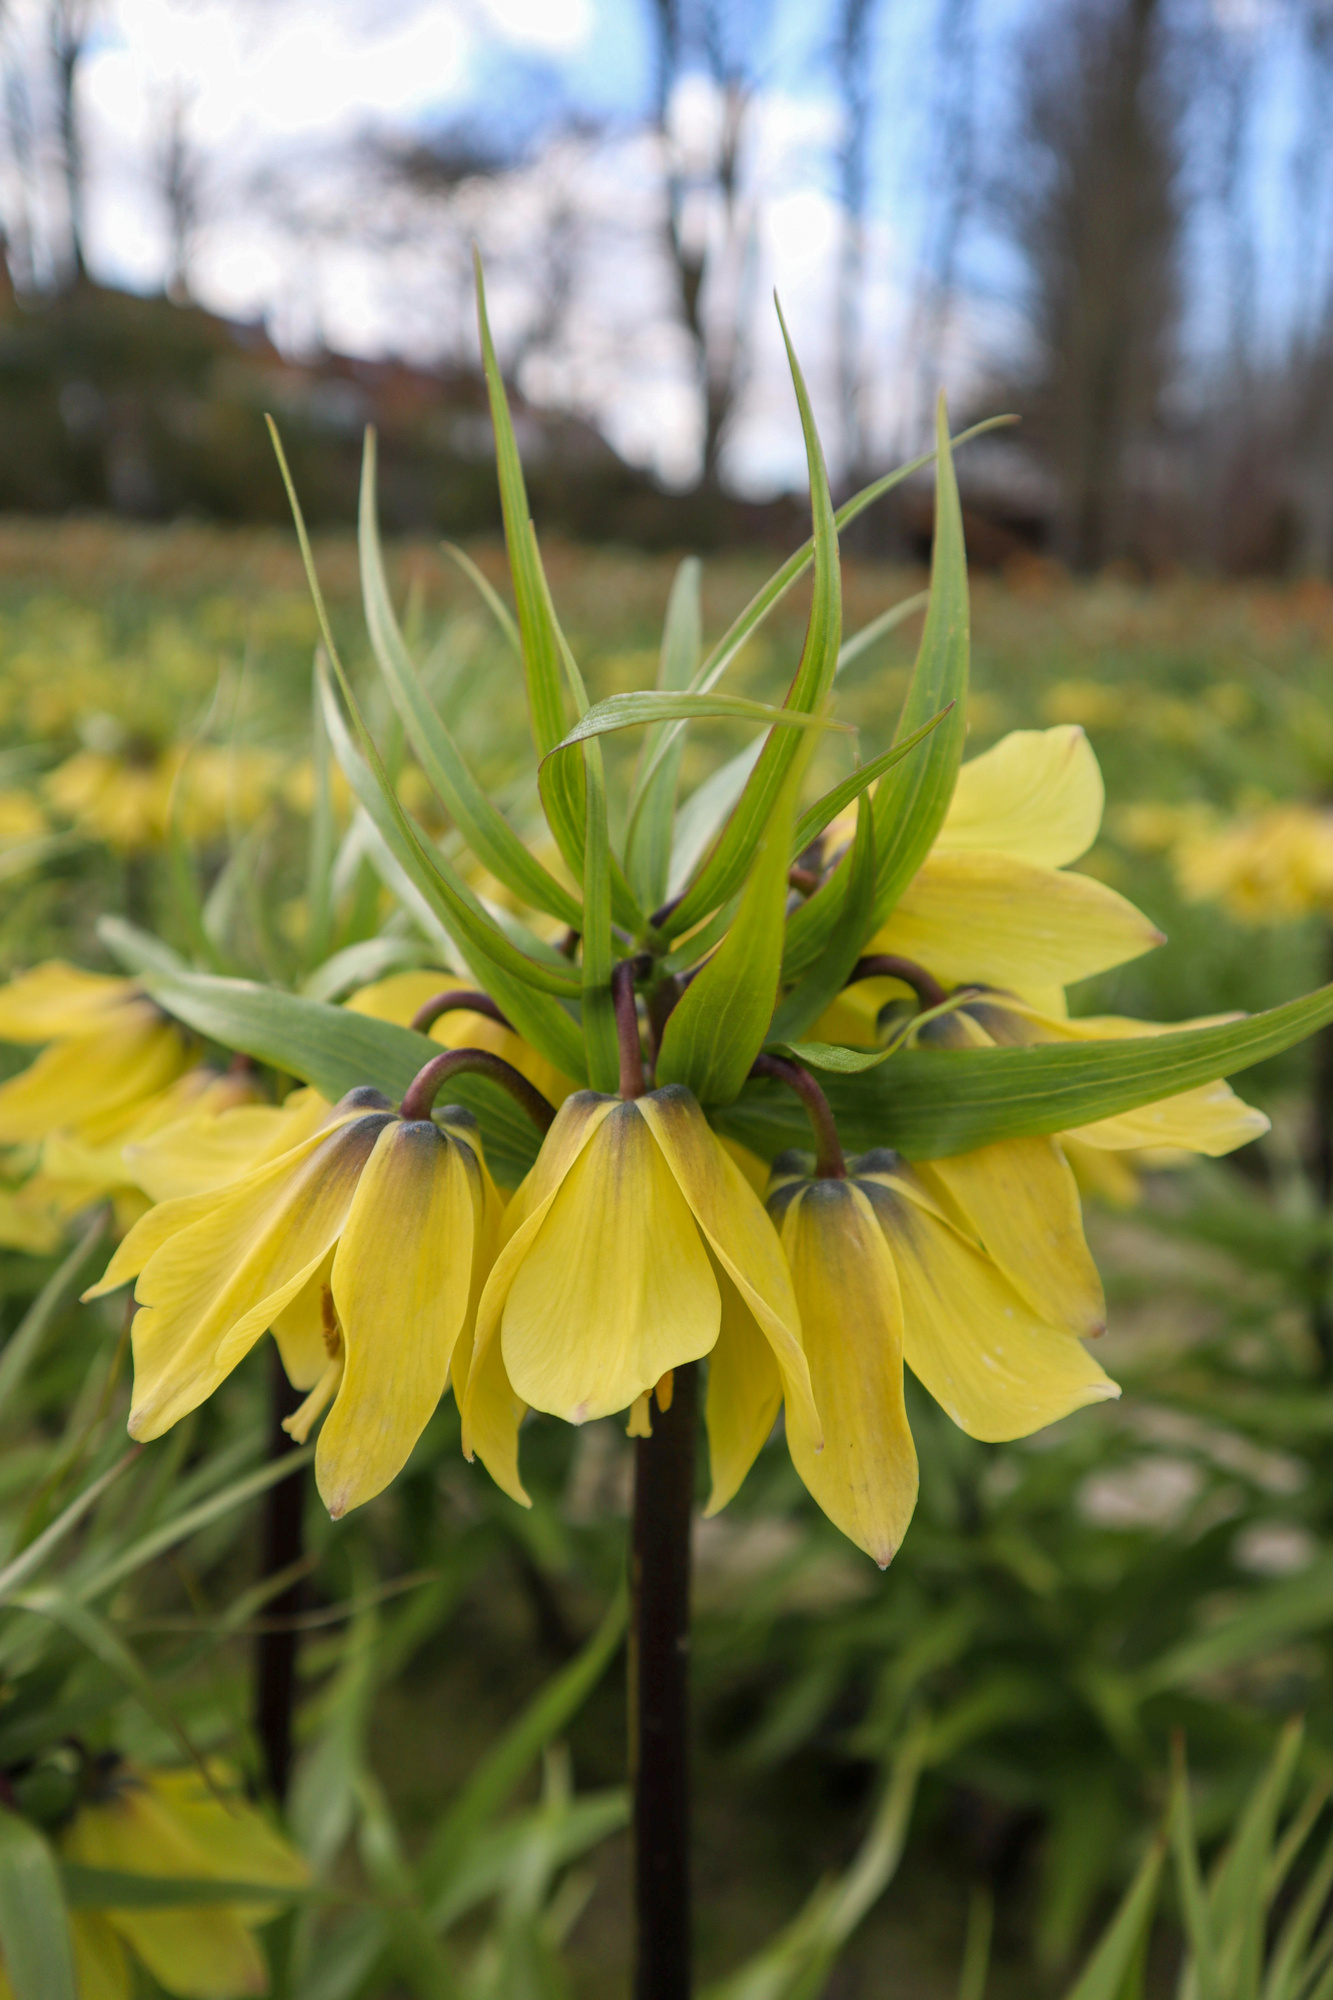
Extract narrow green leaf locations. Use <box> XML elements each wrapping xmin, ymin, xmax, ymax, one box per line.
<box><xmin>474</xmin><ymin>254</ymin><xmax>565</xmax><ymax>757</ymax></box>
<box><xmin>61</xmin><ymin>1866</ymin><xmax>321</xmax><ymax>1910</ymax></box>
<box><xmin>580</xmin><ymin>733</ymin><xmax>618</xmax><ymax>1093</ymax></box>
<box><xmin>555</xmin><ymin>691</ymin><xmax>851</xmax><ymax>751</ymax></box>
<box><xmin>789</xmin><ymin>706</ymin><xmax>954</xmax><ymax>861</ymax></box>
<box><xmin>1061</xmin><ymin>1833</ymin><xmax>1166</xmax><ymax>2000</ymax></box>
<box><xmin>766</xmin><ymin>1041</ymin><xmax>893</xmax><ymax>1074</ymax></box>
<box><xmin>359</xmin><ymin>432</ymin><xmax>582</xmax><ymax>928</ymax></box>
<box><xmin>316</xmin><ymin>666</ymin><xmax>589</xmax><ymax>1084</ymax></box>
<box><xmin>0</xmin><ymin>1450</ymin><xmax>135</xmax><ymax>1604</ymax></box>
<box><xmin>661</xmin><ymin>304</ymin><xmax>841</xmax><ymax>939</ymax></box>
<box><xmin>13</xmin><ymin>1588</ymin><xmax>204</xmax><ymax>1774</ymax></box>
<box><xmin>265</xmin><ymin>412</ymin><xmax>583</xmax><ymax>1052</ymax></box>
<box><xmin>716</xmin><ymin>982</ymin><xmax>1333</xmax><ymax>1162</ymax></box>
<box><xmin>626</xmin><ymin>556</ymin><xmax>702</xmax><ymax>911</ymax></box>
<box><xmin>769</xmin><ymin>792</ymin><xmax>875</xmax><ymax>1044</ymax></box>
<box><xmin>657</xmin><ymin>754</ymin><xmax>806</xmax><ymax>1106</ymax></box>
<box><xmin>307</xmin><ymin>657</ymin><xmax>337</xmax><ymax>967</ymax></box>
<box><xmin>835</xmin><ymin>591</ymin><xmax>930</xmax><ymax>679</ymax></box>
<box><xmin>301</xmin><ymin>937</ymin><xmax>447</xmax><ymax>1005</ymax></box>
<box><xmin>0</xmin><ymin>1810</ymin><xmax>76</xmax><ymax>2000</ymax></box>
<box><xmin>869</xmin><ymin>393</ymin><xmax>969</xmax><ymax>930</ymax></box>
<box><xmin>701</xmin><ymin>1721</ymin><xmax>926</xmax><ymax>2000</ymax></box>
<box><xmin>418</xmin><ymin>1585</ymin><xmax>627</xmax><ymax>1901</ymax></box>
<box><xmin>0</xmin><ymin>1210</ymin><xmax>107</xmax><ymax>1413</ymax></box>
<box><xmin>1170</xmin><ymin>1751</ymin><xmax>1219</xmax><ymax>2000</ymax></box>
<box><xmin>441</xmin><ymin>540</ymin><xmax>521</xmax><ymax>656</ymax></box>
<box><xmin>97</xmin><ymin>916</ymin><xmax>186</xmax><ymax>977</ymax></box>
<box><xmin>132</xmin><ymin>964</ymin><xmax>547</xmax><ymax>1187</ymax></box>
<box><xmin>667</xmin><ymin>741</ymin><xmax>764</xmax><ymax>905</ymax></box>
<box><xmin>633</xmin><ymin>422</ymin><xmax>1009</xmax><ymax>822</ymax></box>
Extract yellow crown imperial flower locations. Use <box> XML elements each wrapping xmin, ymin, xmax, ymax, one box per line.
<box><xmin>0</xmin><ymin>961</ymin><xmax>194</xmax><ymax>1150</ymax></box>
<box><xmin>86</xmin><ymin>1079</ymin><xmax>503</xmax><ymax>1518</ymax></box>
<box><xmin>462</xmin><ymin>1081</ymin><xmax>820</xmax><ymax>1506</ymax></box>
<box><xmin>53</xmin><ymin>1758</ymin><xmax>309</xmax><ymax>2000</ymax></box>
<box><xmin>766</xmin><ymin>1135</ymin><xmax>1119</xmax><ymax>1567</ymax></box>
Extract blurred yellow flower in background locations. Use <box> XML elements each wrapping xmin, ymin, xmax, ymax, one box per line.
<box><xmin>52</xmin><ymin>1759</ymin><xmax>309</xmax><ymax>2000</ymax></box>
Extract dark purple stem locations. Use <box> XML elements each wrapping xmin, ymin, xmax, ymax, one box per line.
<box><xmin>614</xmin><ymin>960</ymin><xmax>647</xmax><ymax>1100</ymax></box>
<box><xmin>400</xmin><ymin>1048</ymin><xmax>556</xmax><ymax>1132</ymax></box>
<box><xmin>409</xmin><ymin>988</ymin><xmax>513</xmax><ymax>1035</ymax></box>
<box><xmin>849</xmin><ymin>954</ymin><xmax>948</xmax><ymax>1010</ymax></box>
<box><xmin>750</xmin><ymin>1053</ymin><xmax>846</xmax><ymax>1179</ymax></box>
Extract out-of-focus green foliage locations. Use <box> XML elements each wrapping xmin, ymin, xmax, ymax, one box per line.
<box><xmin>2</xmin><ymin>523</ymin><xmax>1333</xmax><ymax>1991</ymax></box>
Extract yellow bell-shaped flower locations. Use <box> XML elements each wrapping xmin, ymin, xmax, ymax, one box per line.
<box><xmin>462</xmin><ymin>1084</ymin><xmax>819</xmax><ymax>1505</ymax></box>
<box><xmin>0</xmin><ymin>962</ymin><xmax>194</xmax><ymax>1150</ymax></box>
<box><xmin>87</xmin><ymin>1088</ymin><xmax>503</xmax><ymax>1517</ymax></box>
<box><xmin>763</xmin><ymin>1147</ymin><xmax>1119</xmax><ymax>1566</ymax></box>
<box><xmin>57</xmin><ymin>1759</ymin><xmax>308</xmax><ymax>2000</ymax></box>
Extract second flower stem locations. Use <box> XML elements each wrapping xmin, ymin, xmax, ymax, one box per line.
<box><xmin>631</xmin><ymin>1360</ymin><xmax>697</xmax><ymax>2000</ymax></box>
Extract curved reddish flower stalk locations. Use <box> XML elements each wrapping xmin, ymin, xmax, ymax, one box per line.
<box><xmin>400</xmin><ymin>1048</ymin><xmax>556</xmax><ymax>1132</ymax></box>
<box><xmin>749</xmin><ymin>1052</ymin><xmax>846</xmax><ymax>1180</ymax></box>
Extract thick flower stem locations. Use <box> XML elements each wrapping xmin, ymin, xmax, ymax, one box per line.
<box><xmin>630</xmin><ymin>1359</ymin><xmax>697</xmax><ymax>2000</ymax></box>
<box><xmin>399</xmin><ymin>1047</ymin><xmax>556</xmax><ymax>1131</ymax></box>
<box><xmin>255</xmin><ymin>1346</ymin><xmax>305</xmax><ymax>1803</ymax></box>
<box><xmin>750</xmin><ymin>1053</ymin><xmax>846</xmax><ymax>1179</ymax></box>
<box><xmin>408</xmin><ymin>988</ymin><xmax>512</xmax><ymax>1034</ymax></box>
<box><xmin>848</xmin><ymin>953</ymin><xmax>948</xmax><ymax>1009</ymax></box>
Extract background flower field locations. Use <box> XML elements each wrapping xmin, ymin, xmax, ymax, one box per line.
<box><xmin>2</xmin><ymin>515</ymin><xmax>1333</xmax><ymax>1996</ymax></box>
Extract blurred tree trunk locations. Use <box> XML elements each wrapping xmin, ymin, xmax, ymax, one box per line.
<box><xmin>647</xmin><ymin>0</ymin><xmax>765</xmax><ymax>491</ymax></box>
<box><xmin>833</xmin><ymin>0</ymin><xmax>876</xmax><ymax>490</ymax></box>
<box><xmin>1004</xmin><ymin>0</ymin><xmax>1181</xmax><ymax>571</ymax></box>
<box><xmin>50</xmin><ymin>0</ymin><xmax>93</xmax><ymax>287</ymax></box>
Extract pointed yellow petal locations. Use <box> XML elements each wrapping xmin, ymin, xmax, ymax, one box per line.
<box><xmin>858</xmin><ymin>1170</ymin><xmax>1119</xmax><ymax>1441</ymax></box>
<box><xmin>0</xmin><ymin>962</ymin><xmax>135</xmax><ymax>1043</ymax></box>
<box><xmin>462</xmin><ymin>1091</ymin><xmax>615</xmax><ymax>1492</ymax></box>
<box><xmin>703</xmin><ymin>1257</ymin><xmax>782</xmax><ymax>1515</ymax></box>
<box><xmin>319</xmin><ymin>1121</ymin><xmax>478</xmax><ymax>1516</ymax></box>
<box><xmin>344</xmin><ymin>970</ymin><xmax>454</xmax><ymax>1021</ymax></box>
<box><xmin>144</xmin><ymin>1766</ymin><xmax>309</xmax><ymax>1891</ymax></box>
<box><xmin>501</xmin><ymin>1101</ymin><xmax>719</xmax><ymax>1422</ymax></box>
<box><xmin>637</xmin><ymin>1085</ymin><xmax>821</xmax><ymax>1452</ymax></box>
<box><xmin>937</xmin><ymin>725</ymin><xmax>1104</xmax><ymax>867</ymax></box>
<box><xmin>270</xmin><ymin>1251</ymin><xmax>335</xmax><ymax>1389</ymax></box>
<box><xmin>1065</xmin><ymin>1083</ymin><xmax>1270</xmax><ymax>1154</ymax></box>
<box><xmin>1061</xmin><ymin>1136</ymin><xmax>1143</xmax><ymax>1206</ymax></box>
<box><xmin>912</xmin><ymin>1139</ymin><xmax>1106</xmax><ymax>1338</ymax></box>
<box><xmin>871</xmin><ymin>852</ymin><xmax>1163</xmax><ymax>991</ymax></box>
<box><xmin>979</xmin><ymin>1001</ymin><xmax>1271</xmax><ymax>1156</ymax></box>
<box><xmin>126</xmin><ymin>1109</ymin><xmax>391</xmax><ymax>1439</ymax></box>
<box><xmin>84</xmin><ymin>1108</ymin><xmax>359</xmax><ymax>1300</ymax></box>
<box><xmin>0</xmin><ymin>1012</ymin><xmax>191</xmax><ymax>1147</ymax></box>
<box><xmin>125</xmin><ymin>1099</ymin><xmax>327</xmax><ymax>1202</ymax></box>
<box><xmin>778</xmin><ymin>1182</ymin><xmax>918</xmax><ymax>1565</ymax></box>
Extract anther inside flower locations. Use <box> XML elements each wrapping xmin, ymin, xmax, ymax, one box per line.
<box><xmin>86</xmin><ymin>1084</ymin><xmax>503</xmax><ymax>1518</ymax></box>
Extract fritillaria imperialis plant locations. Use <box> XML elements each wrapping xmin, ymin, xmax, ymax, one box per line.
<box><xmin>3</xmin><ymin>263</ymin><xmax>1333</xmax><ymax>1996</ymax></box>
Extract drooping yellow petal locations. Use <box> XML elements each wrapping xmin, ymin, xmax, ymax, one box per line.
<box><xmin>343</xmin><ymin>969</ymin><xmax>456</xmax><ymax>1022</ymax></box>
<box><xmin>0</xmin><ymin>962</ymin><xmax>135</xmax><ymax>1044</ymax></box>
<box><xmin>870</xmin><ymin>853</ymin><xmax>1163</xmax><ymax>992</ymax></box>
<box><xmin>69</xmin><ymin>1913</ymin><xmax>132</xmax><ymax>2000</ymax></box>
<box><xmin>0</xmin><ymin>1009</ymin><xmax>192</xmax><ymax>1146</ymax></box>
<box><xmin>637</xmin><ymin>1085</ymin><xmax>820</xmax><ymax>1453</ymax></box>
<box><xmin>703</xmin><ymin>1257</ymin><xmax>782</xmax><ymax>1515</ymax></box>
<box><xmin>501</xmin><ymin>1100</ymin><xmax>720</xmax><ymax>1422</ymax></box>
<box><xmin>0</xmin><ymin>1186</ymin><xmax>62</xmax><ymax>1254</ymax></box>
<box><xmin>125</xmin><ymin>1087</ymin><xmax>331</xmax><ymax>1202</ymax></box>
<box><xmin>463</xmin><ymin>1091</ymin><xmax>615</xmax><ymax>1492</ymax></box>
<box><xmin>85</xmin><ymin>1101</ymin><xmax>361</xmax><ymax>1300</ymax></box>
<box><xmin>319</xmin><ymin>1120</ymin><xmax>478</xmax><ymax>1516</ymax></box>
<box><xmin>778</xmin><ymin>1181</ymin><xmax>918</xmax><ymax>1565</ymax></box>
<box><xmin>1061</xmin><ymin>1136</ymin><xmax>1143</xmax><ymax>1206</ymax></box>
<box><xmin>858</xmin><ymin>1167</ymin><xmax>1119</xmax><ymax>1440</ymax></box>
<box><xmin>1065</xmin><ymin>1084</ymin><xmax>1270</xmax><ymax>1154</ymax></box>
<box><xmin>911</xmin><ymin>1138</ymin><xmax>1106</xmax><ymax>1338</ymax></box>
<box><xmin>979</xmin><ymin>999</ymin><xmax>1271</xmax><ymax>1157</ymax></box>
<box><xmin>124</xmin><ymin>1103</ymin><xmax>393</xmax><ymax>1439</ymax></box>
<box><xmin>937</xmin><ymin>725</ymin><xmax>1104</xmax><ymax>867</ymax></box>
<box><xmin>270</xmin><ymin>1251</ymin><xmax>335</xmax><ymax>1389</ymax></box>
<box><xmin>143</xmin><ymin>1766</ymin><xmax>310</xmax><ymax>1900</ymax></box>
